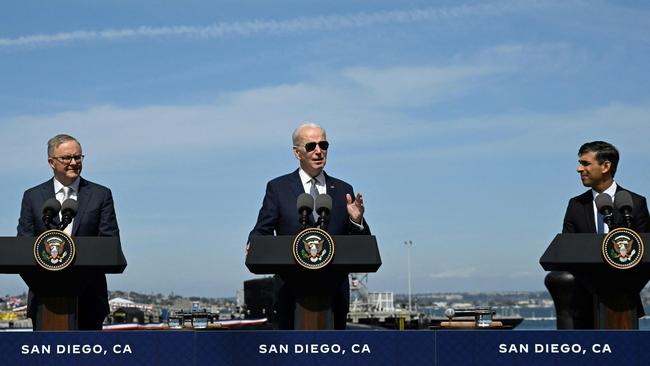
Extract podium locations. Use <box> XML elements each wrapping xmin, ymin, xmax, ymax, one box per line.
<box><xmin>540</xmin><ymin>233</ymin><xmax>650</xmax><ymax>329</ymax></box>
<box><xmin>0</xmin><ymin>236</ymin><xmax>127</xmax><ymax>330</ymax></box>
<box><xmin>246</xmin><ymin>235</ymin><xmax>381</xmax><ymax>330</ymax></box>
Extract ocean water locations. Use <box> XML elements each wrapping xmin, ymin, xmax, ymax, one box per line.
<box><xmin>519</xmin><ymin>318</ymin><xmax>650</xmax><ymax>330</ymax></box>
<box><xmin>425</xmin><ymin>306</ymin><xmax>650</xmax><ymax>330</ymax></box>
<box><xmin>505</xmin><ymin>306</ymin><xmax>650</xmax><ymax>330</ymax></box>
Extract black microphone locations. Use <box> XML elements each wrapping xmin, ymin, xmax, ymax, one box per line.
<box><xmin>41</xmin><ymin>198</ymin><xmax>62</xmax><ymax>230</ymax></box>
<box><xmin>297</xmin><ymin>193</ymin><xmax>314</xmax><ymax>229</ymax></box>
<box><xmin>315</xmin><ymin>194</ymin><xmax>332</xmax><ymax>230</ymax></box>
<box><xmin>595</xmin><ymin>193</ymin><xmax>615</xmax><ymax>229</ymax></box>
<box><xmin>614</xmin><ymin>191</ymin><xmax>634</xmax><ymax>228</ymax></box>
<box><xmin>60</xmin><ymin>199</ymin><xmax>79</xmax><ymax>232</ymax></box>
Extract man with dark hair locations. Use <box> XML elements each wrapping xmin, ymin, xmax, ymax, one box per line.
<box><xmin>562</xmin><ymin>140</ymin><xmax>650</xmax><ymax>328</ymax></box>
<box><xmin>17</xmin><ymin>134</ymin><xmax>119</xmax><ymax>330</ymax></box>
<box><xmin>577</xmin><ymin>140</ymin><xmax>620</xmax><ymax>184</ymax></box>
<box><xmin>248</xmin><ymin>122</ymin><xmax>370</xmax><ymax>329</ymax></box>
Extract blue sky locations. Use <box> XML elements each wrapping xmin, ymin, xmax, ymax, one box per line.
<box><xmin>1</xmin><ymin>0</ymin><xmax>649</xmax><ymax>297</ymax></box>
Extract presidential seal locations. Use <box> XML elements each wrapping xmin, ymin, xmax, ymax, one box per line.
<box><xmin>34</xmin><ymin>229</ymin><xmax>76</xmax><ymax>271</ymax></box>
<box><xmin>602</xmin><ymin>227</ymin><xmax>644</xmax><ymax>270</ymax></box>
<box><xmin>292</xmin><ymin>228</ymin><xmax>335</xmax><ymax>270</ymax></box>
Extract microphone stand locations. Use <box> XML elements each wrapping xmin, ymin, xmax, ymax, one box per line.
<box><xmin>620</xmin><ymin>208</ymin><xmax>633</xmax><ymax>229</ymax></box>
<box><xmin>42</xmin><ymin>215</ymin><xmax>56</xmax><ymax>230</ymax></box>
<box><xmin>316</xmin><ymin>210</ymin><xmax>330</xmax><ymax>231</ymax></box>
<box><xmin>299</xmin><ymin>209</ymin><xmax>310</xmax><ymax>230</ymax></box>
<box><xmin>603</xmin><ymin>214</ymin><xmax>615</xmax><ymax>230</ymax></box>
<box><xmin>60</xmin><ymin>216</ymin><xmax>73</xmax><ymax>232</ymax></box>
<box><xmin>42</xmin><ymin>213</ymin><xmax>74</xmax><ymax>232</ymax></box>
<box><xmin>623</xmin><ymin>215</ymin><xmax>633</xmax><ymax>229</ymax></box>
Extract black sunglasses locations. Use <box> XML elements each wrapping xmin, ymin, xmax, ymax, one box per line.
<box><xmin>53</xmin><ymin>154</ymin><xmax>85</xmax><ymax>164</ymax></box>
<box><xmin>302</xmin><ymin>141</ymin><xmax>329</xmax><ymax>152</ymax></box>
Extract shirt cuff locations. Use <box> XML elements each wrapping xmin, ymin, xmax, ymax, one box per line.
<box><xmin>349</xmin><ymin>217</ymin><xmax>365</xmax><ymax>231</ymax></box>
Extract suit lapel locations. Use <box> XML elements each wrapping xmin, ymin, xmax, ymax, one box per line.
<box><xmin>324</xmin><ymin>172</ymin><xmax>344</xmax><ymax>219</ymax></box>
<box><xmin>583</xmin><ymin>186</ymin><xmax>623</xmax><ymax>232</ymax></box>
<box><xmin>580</xmin><ymin>191</ymin><xmax>597</xmax><ymax>233</ymax></box>
<box><xmin>289</xmin><ymin>169</ymin><xmax>315</xmax><ymax>227</ymax></box>
<box><xmin>38</xmin><ymin>180</ymin><xmax>59</xmax><ymax>228</ymax></box>
<box><xmin>39</xmin><ymin>179</ymin><xmax>55</xmax><ymax>203</ymax></box>
<box><xmin>288</xmin><ymin>169</ymin><xmax>304</xmax><ymax>199</ymax></box>
<box><xmin>613</xmin><ymin>185</ymin><xmax>625</xmax><ymax>226</ymax></box>
<box><xmin>324</xmin><ymin>172</ymin><xmax>334</xmax><ymax>194</ymax></box>
<box><xmin>73</xmin><ymin>178</ymin><xmax>90</xmax><ymax>236</ymax></box>
<box><xmin>324</xmin><ymin>172</ymin><xmax>339</xmax><ymax>205</ymax></box>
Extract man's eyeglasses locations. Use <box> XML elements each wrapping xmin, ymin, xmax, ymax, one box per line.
<box><xmin>297</xmin><ymin>141</ymin><xmax>329</xmax><ymax>152</ymax></box>
<box><xmin>52</xmin><ymin>155</ymin><xmax>85</xmax><ymax>164</ymax></box>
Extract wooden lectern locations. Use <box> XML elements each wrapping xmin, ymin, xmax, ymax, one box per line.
<box><xmin>540</xmin><ymin>233</ymin><xmax>650</xmax><ymax>329</ymax></box>
<box><xmin>0</xmin><ymin>236</ymin><xmax>127</xmax><ymax>330</ymax></box>
<box><xmin>246</xmin><ymin>235</ymin><xmax>381</xmax><ymax>330</ymax></box>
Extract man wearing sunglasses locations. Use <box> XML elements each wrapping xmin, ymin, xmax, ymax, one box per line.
<box><xmin>249</xmin><ymin>122</ymin><xmax>370</xmax><ymax>329</ymax></box>
<box><xmin>17</xmin><ymin>134</ymin><xmax>120</xmax><ymax>330</ymax></box>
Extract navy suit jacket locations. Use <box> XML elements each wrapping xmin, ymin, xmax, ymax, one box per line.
<box><xmin>248</xmin><ymin>169</ymin><xmax>370</xmax><ymax>327</ymax></box>
<box><xmin>249</xmin><ymin>169</ymin><xmax>370</xmax><ymax>239</ymax></box>
<box><xmin>17</xmin><ymin>177</ymin><xmax>119</xmax><ymax>321</ymax></box>
<box><xmin>562</xmin><ymin>185</ymin><xmax>650</xmax><ymax>323</ymax></box>
<box><xmin>562</xmin><ymin>186</ymin><xmax>650</xmax><ymax>234</ymax></box>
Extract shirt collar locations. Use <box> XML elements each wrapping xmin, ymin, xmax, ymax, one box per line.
<box><xmin>298</xmin><ymin>168</ymin><xmax>325</xmax><ymax>186</ymax></box>
<box><xmin>591</xmin><ymin>181</ymin><xmax>617</xmax><ymax>201</ymax></box>
<box><xmin>53</xmin><ymin>177</ymin><xmax>81</xmax><ymax>194</ymax></box>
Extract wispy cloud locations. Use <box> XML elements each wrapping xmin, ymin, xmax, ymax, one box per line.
<box><xmin>507</xmin><ymin>271</ymin><xmax>542</xmax><ymax>278</ymax></box>
<box><xmin>342</xmin><ymin>65</ymin><xmax>496</xmax><ymax>107</ymax></box>
<box><xmin>0</xmin><ymin>1</ymin><xmax>548</xmax><ymax>48</ymax></box>
<box><xmin>429</xmin><ymin>267</ymin><xmax>478</xmax><ymax>279</ymax></box>
<box><xmin>0</xmin><ymin>60</ymin><xmax>505</xmax><ymax>172</ymax></box>
<box><xmin>2</xmin><ymin>53</ymin><xmax>649</xmax><ymax>174</ymax></box>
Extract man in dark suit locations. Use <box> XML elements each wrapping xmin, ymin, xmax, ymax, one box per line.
<box><xmin>17</xmin><ymin>134</ymin><xmax>119</xmax><ymax>330</ymax></box>
<box><xmin>249</xmin><ymin>123</ymin><xmax>370</xmax><ymax>329</ymax></box>
<box><xmin>562</xmin><ymin>141</ymin><xmax>650</xmax><ymax>328</ymax></box>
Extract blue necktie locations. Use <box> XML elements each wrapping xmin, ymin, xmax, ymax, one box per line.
<box><xmin>597</xmin><ymin>212</ymin><xmax>605</xmax><ymax>234</ymax></box>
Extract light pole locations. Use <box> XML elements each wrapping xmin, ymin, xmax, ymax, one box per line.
<box><xmin>404</xmin><ymin>240</ymin><xmax>413</xmax><ymax>313</ymax></box>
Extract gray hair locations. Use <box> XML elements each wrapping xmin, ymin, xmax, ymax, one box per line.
<box><xmin>292</xmin><ymin>122</ymin><xmax>326</xmax><ymax>146</ymax></box>
<box><xmin>47</xmin><ymin>134</ymin><xmax>81</xmax><ymax>157</ymax></box>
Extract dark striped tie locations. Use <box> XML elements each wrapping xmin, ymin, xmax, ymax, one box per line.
<box><xmin>310</xmin><ymin>178</ymin><xmax>319</xmax><ymax>221</ymax></box>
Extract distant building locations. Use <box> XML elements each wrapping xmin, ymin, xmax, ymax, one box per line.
<box><xmin>236</xmin><ymin>289</ymin><xmax>245</xmax><ymax>307</ymax></box>
<box><xmin>368</xmin><ymin>292</ymin><xmax>395</xmax><ymax>312</ymax></box>
<box><xmin>109</xmin><ymin>297</ymin><xmax>153</xmax><ymax>313</ymax></box>
<box><xmin>445</xmin><ymin>295</ymin><xmax>463</xmax><ymax>301</ymax></box>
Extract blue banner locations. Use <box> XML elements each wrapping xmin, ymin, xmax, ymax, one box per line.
<box><xmin>437</xmin><ymin>331</ymin><xmax>641</xmax><ymax>366</ymax></box>
<box><xmin>0</xmin><ymin>330</ymin><xmax>648</xmax><ymax>366</ymax></box>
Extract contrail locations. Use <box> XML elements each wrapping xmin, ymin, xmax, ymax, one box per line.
<box><xmin>0</xmin><ymin>1</ymin><xmax>546</xmax><ymax>48</ymax></box>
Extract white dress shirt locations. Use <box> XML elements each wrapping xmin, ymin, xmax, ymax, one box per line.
<box><xmin>298</xmin><ymin>168</ymin><xmax>326</xmax><ymax>195</ymax></box>
<box><xmin>297</xmin><ymin>168</ymin><xmax>364</xmax><ymax>229</ymax></box>
<box><xmin>591</xmin><ymin>181</ymin><xmax>617</xmax><ymax>234</ymax></box>
<box><xmin>53</xmin><ymin>177</ymin><xmax>80</xmax><ymax>234</ymax></box>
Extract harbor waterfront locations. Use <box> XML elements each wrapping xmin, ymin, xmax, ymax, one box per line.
<box><xmin>506</xmin><ymin>310</ymin><xmax>650</xmax><ymax>330</ymax></box>
<box><xmin>4</xmin><ymin>286</ymin><xmax>650</xmax><ymax>364</ymax></box>
<box><xmin>4</xmin><ymin>286</ymin><xmax>650</xmax><ymax>330</ymax></box>
<box><xmin>2</xmin><ymin>330</ymin><xmax>650</xmax><ymax>366</ymax></box>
